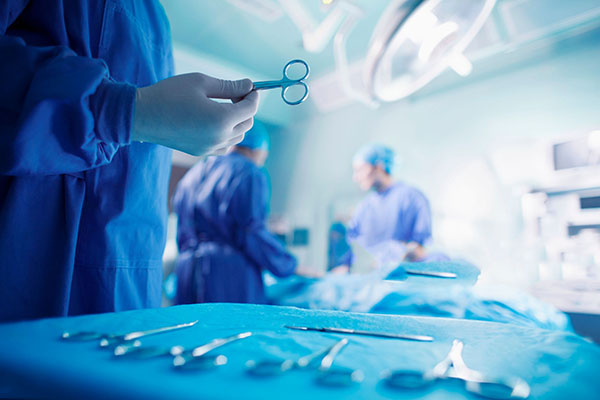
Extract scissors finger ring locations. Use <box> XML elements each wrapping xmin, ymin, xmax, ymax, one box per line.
<box><xmin>253</xmin><ymin>59</ymin><xmax>310</xmax><ymax>106</ymax></box>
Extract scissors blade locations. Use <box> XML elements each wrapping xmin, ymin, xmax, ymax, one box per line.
<box><xmin>191</xmin><ymin>331</ymin><xmax>253</xmax><ymax>357</ymax></box>
<box><xmin>319</xmin><ymin>338</ymin><xmax>349</xmax><ymax>370</ymax></box>
<box><xmin>285</xmin><ymin>326</ymin><xmax>434</xmax><ymax>342</ymax></box>
<box><xmin>173</xmin><ymin>332</ymin><xmax>252</xmax><ymax>369</ymax></box>
<box><xmin>123</xmin><ymin>320</ymin><xmax>198</xmax><ymax>340</ymax></box>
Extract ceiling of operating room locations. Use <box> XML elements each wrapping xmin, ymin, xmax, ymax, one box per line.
<box><xmin>162</xmin><ymin>0</ymin><xmax>600</xmax><ymax>117</ymax></box>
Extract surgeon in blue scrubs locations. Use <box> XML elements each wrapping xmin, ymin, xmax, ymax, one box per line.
<box><xmin>173</xmin><ymin>122</ymin><xmax>301</xmax><ymax>304</ymax></box>
<box><xmin>0</xmin><ymin>1</ymin><xmax>260</xmax><ymax>321</ymax></box>
<box><xmin>339</xmin><ymin>144</ymin><xmax>433</xmax><ymax>270</ymax></box>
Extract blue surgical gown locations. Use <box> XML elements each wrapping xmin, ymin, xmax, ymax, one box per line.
<box><xmin>0</xmin><ymin>1</ymin><xmax>173</xmax><ymax>321</ymax></box>
<box><xmin>347</xmin><ymin>182</ymin><xmax>432</xmax><ymax>264</ymax></box>
<box><xmin>173</xmin><ymin>153</ymin><xmax>297</xmax><ymax>304</ymax></box>
<box><xmin>327</xmin><ymin>222</ymin><xmax>353</xmax><ymax>270</ymax></box>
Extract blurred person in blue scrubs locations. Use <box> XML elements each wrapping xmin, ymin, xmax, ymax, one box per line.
<box><xmin>173</xmin><ymin>122</ymin><xmax>312</xmax><ymax>304</ymax></box>
<box><xmin>0</xmin><ymin>1</ymin><xmax>259</xmax><ymax>321</ymax></box>
<box><xmin>332</xmin><ymin>144</ymin><xmax>433</xmax><ymax>272</ymax></box>
<box><xmin>327</xmin><ymin>222</ymin><xmax>353</xmax><ymax>274</ymax></box>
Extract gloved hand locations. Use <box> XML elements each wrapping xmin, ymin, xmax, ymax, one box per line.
<box><xmin>132</xmin><ymin>73</ymin><xmax>259</xmax><ymax>155</ymax></box>
<box><xmin>328</xmin><ymin>265</ymin><xmax>350</xmax><ymax>275</ymax></box>
<box><xmin>295</xmin><ymin>265</ymin><xmax>324</xmax><ymax>279</ymax></box>
<box><xmin>403</xmin><ymin>242</ymin><xmax>427</xmax><ymax>262</ymax></box>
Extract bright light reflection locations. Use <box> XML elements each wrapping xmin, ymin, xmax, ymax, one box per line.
<box><xmin>417</xmin><ymin>21</ymin><xmax>459</xmax><ymax>62</ymax></box>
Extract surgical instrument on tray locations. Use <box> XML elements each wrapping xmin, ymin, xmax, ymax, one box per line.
<box><xmin>315</xmin><ymin>338</ymin><xmax>364</xmax><ymax>386</ymax></box>
<box><xmin>60</xmin><ymin>320</ymin><xmax>198</xmax><ymax>348</ymax></box>
<box><xmin>246</xmin><ymin>338</ymin><xmax>344</xmax><ymax>377</ymax></box>
<box><xmin>285</xmin><ymin>325</ymin><xmax>434</xmax><ymax>342</ymax></box>
<box><xmin>405</xmin><ymin>270</ymin><xmax>457</xmax><ymax>278</ymax></box>
<box><xmin>382</xmin><ymin>339</ymin><xmax>530</xmax><ymax>399</ymax></box>
<box><xmin>173</xmin><ymin>331</ymin><xmax>252</xmax><ymax>370</ymax></box>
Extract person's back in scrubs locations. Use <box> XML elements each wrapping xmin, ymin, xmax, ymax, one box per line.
<box><xmin>327</xmin><ymin>222</ymin><xmax>353</xmax><ymax>273</ymax></box>
<box><xmin>173</xmin><ymin>123</ymin><xmax>297</xmax><ymax>304</ymax></box>
<box><xmin>0</xmin><ymin>0</ymin><xmax>173</xmax><ymax>321</ymax></box>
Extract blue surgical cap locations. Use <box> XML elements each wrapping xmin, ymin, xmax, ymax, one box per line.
<box><xmin>238</xmin><ymin>121</ymin><xmax>270</xmax><ymax>151</ymax></box>
<box><xmin>353</xmin><ymin>144</ymin><xmax>395</xmax><ymax>174</ymax></box>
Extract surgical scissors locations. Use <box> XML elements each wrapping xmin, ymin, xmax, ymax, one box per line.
<box><xmin>246</xmin><ymin>338</ymin><xmax>363</xmax><ymax>386</ymax></box>
<box><xmin>253</xmin><ymin>59</ymin><xmax>310</xmax><ymax>105</ymax></box>
<box><xmin>316</xmin><ymin>338</ymin><xmax>364</xmax><ymax>387</ymax></box>
<box><xmin>246</xmin><ymin>339</ymin><xmax>341</xmax><ymax>377</ymax></box>
<box><xmin>172</xmin><ymin>331</ymin><xmax>252</xmax><ymax>370</ymax></box>
<box><xmin>382</xmin><ymin>340</ymin><xmax>530</xmax><ymax>399</ymax></box>
<box><xmin>60</xmin><ymin>320</ymin><xmax>198</xmax><ymax>348</ymax></box>
<box><xmin>112</xmin><ymin>338</ymin><xmax>222</xmax><ymax>359</ymax></box>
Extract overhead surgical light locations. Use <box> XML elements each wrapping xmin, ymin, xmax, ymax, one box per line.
<box><xmin>363</xmin><ymin>0</ymin><xmax>496</xmax><ymax>102</ymax></box>
<box><xmin>277</xmin><ymin>0</ymin><xmax>359</xmax><ymax>53</ymax></box>
<box><xmin>226</xmin><ymin>0</ymin><xmax>496</xmax><ymax>109</ymax></box>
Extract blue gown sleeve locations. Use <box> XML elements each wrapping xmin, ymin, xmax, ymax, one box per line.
<box><xmin>409</xmin><ymin>190</ymin><xmax>433</xmax><ymax>245</ymax></box>
<box><xmin>231</xmin><ymin>170</ymin><xmax>297</xmax><ymax>278</ymax></box>
<box><xmin>347</xmin><ymin>200</ymin><xmax>365</xmax><ymax>238</ymax></box>
<box><xmin>0</xmin><ymin>2</ymin><xmax>135</xmax><ymax>176</ymax></box>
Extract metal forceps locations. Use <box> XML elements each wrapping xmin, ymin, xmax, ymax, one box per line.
<box><xmin>382</xmin><ymin>340</ymin><xmax>530</xmax><ymax>399</ymax></box>
<box><xmin>253</xmin><ymin>59</ymin><xmax>310</xmax><ymax>105</ymax></box>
